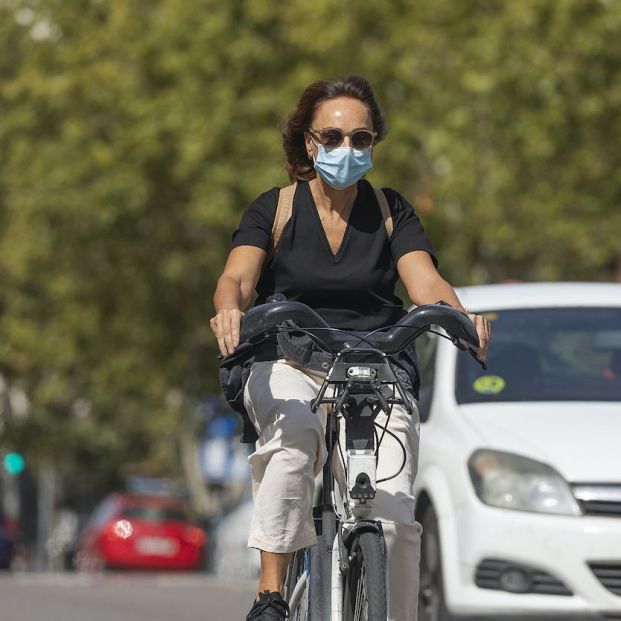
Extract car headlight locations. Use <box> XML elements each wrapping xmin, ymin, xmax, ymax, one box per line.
<box><xmin>468</xmin><ymin>449</ymin><xmax>582</xmax><ymax>516</ymax></box>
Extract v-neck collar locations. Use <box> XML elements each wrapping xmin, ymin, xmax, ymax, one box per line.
<box><xmin>305</xmin><ymin>181</ymin><xmax>359</xmax><ymax>262</ymax></box>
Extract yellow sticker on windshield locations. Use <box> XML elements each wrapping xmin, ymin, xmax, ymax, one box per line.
<box><xmin>473</xmin><ymin>375</ymin><xmax>506</xmax><ymax>395</ymax></box>
<box><xmin>482</xmin><ymin>312</ymin><xmax>498</xmax><ymax>321</ymax></box>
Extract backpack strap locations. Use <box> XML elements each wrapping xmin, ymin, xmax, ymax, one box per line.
<box><xmin>270</xmin><ymin>182</ymin><xmax>297</xmax><ymax>258</ymax></box>
<box><xmin>374</xmin><ymin>186</ymin><xmax>393</xmax><ymax>239</ymax></box>
<box><xmin>269</xmin><ymin>183</ymin><xmax>391</xmax><ymax>258</ymax></box>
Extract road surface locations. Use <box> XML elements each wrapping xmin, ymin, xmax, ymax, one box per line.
<box><xmin>0</xmin><ymin>571</ymin><xmax>256</xmax><ymax>621</ymax></box>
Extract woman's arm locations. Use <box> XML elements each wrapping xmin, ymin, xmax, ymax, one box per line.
<box><xmin>396</xmin><ymin>250</ymin><xmax>491</xmax><ymax>361</ymax></box>
<box><xmin>211</xmin><ymin>245</ymin><xmax>266</xmax><ymax>356</ymax></box>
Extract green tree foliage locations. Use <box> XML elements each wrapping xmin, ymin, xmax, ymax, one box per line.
<box><xmin>0</xmin><ymin>0</ymin><xmax>619</xmax><ymax>498</ymax></box>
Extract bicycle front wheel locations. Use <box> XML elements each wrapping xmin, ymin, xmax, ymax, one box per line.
<box><xmin>343</xmin><ymin>531</ymin><xmax>387</xmax><ymax>621</ymax></box>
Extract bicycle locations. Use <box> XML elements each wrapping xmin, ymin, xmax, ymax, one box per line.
<box><xmin>238</xmin><ymin>299</ymin><xmax>482</xmax><ymax>621</ymax></box>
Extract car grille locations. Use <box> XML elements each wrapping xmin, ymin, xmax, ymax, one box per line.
<box><xmin>589</xmin><ymin>563</ymin><xmax>621</xmax><ymax>596</ymax></box>
<box><xmin>581</xmin><ymin>501</ymin><xmax>621</xmax><ymax>517</ymax></box>
<box><xmin>573</xmin><ymin>484</ymin><xmax>621</xmax><ymax>518</ymax></box>
<box><xmin>475</xmin><ymin>558</ymin><xmax>572</xmax><ymax>596</ymax></box>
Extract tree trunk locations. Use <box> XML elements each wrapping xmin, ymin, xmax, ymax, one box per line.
<box><xmin>179</xmin><ymin>423</ymin><xmax>213</xmax><ymax>517</ymax></box>
<box><xmin>35</xmin><ymin>462</ymin><xmax>56</xmax><ymax>571</ymax></box>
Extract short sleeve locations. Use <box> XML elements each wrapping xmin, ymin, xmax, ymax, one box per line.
<box><xmin>231</xmin><ymin>187</ymin><xmax>280</xmax><ymax>251</ymax></box>
<box><xmin>383</xmin><ymin>188</ymin><xmax>438</xmax><ymax>267</ymax></box>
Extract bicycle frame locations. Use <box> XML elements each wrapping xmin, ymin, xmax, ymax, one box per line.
<box><xmin>301</xmin><ymin>348</ymin><xmax>410</xmax><ymax>620</ymax></box>
<box><xmin>237</xmin><ymin>299</ymin><xmax>480</xmax><ymax>619</ymax></box>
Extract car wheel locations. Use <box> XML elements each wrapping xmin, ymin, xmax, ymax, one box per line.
<box><xmin>418</xmin><ymin>505</ymin><xmax>453</xmax><ymax>621</ymax></box>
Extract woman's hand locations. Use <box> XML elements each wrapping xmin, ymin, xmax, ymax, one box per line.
<box><xmin>467</xmin><ymin>312</ymin><xmax>491</xmax><ymax>363</ymax></box>
<box><xmin>210</xmin><ymin>308</ymin><xmax>245</xmax><ymax>357</ymax></box>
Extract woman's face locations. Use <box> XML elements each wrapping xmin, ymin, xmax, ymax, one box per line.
<box><xmin>305</xmin><ymin>97</ymin><xmax>373</xmax><ymax>160</ymax></box>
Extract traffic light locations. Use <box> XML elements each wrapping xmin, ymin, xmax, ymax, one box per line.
<box><xmin>2</xmin><ymin>452</ymin><xmax>25</xmax><ymax>475</ymax></box>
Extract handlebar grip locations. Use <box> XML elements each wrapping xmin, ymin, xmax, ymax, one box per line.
<box><xmin>239</xmin><ymin>300</ymin><xmax>331</xmax><ymax>343</ymax></box>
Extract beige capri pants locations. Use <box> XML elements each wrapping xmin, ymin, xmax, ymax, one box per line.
<box><xmin>244</xmin><ymin>359</ymin><xmax>423</xmax><ymax>621</ymax></box>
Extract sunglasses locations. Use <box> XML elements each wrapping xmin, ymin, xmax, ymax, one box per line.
<box><xmin>308</xmin><ymin>127</ymin><xmax>376</xmax><ymax>150</ymax></box>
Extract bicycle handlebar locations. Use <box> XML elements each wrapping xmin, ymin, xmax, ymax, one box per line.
<box><xmin>239</xmin><ymin>300</ymin><xmax>480</xmax><ymax>356</ymax></box>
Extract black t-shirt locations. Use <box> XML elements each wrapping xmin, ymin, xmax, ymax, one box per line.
<box><xmin>231</xmin><ymin>179</ymin><xmax>437</xmax><ymax>331</ymax></box>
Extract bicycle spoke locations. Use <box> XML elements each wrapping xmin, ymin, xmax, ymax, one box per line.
<box><xmin>354</xmin><ymin>562</ymin><xmax>367</xmax><ymax>620</ymax></box>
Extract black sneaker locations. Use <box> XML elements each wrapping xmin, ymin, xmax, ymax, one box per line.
<box><xmin>246</xmin><ymin>590</ymin><xmax>290</xmax><ymax>620</ymax></box>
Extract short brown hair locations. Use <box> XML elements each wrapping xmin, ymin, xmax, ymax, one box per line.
<box><xmin>282</xmin><ymin>75</ymin><xmax>387</xmax><ymax>182</ymax></box>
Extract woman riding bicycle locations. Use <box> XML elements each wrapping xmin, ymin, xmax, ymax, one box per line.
<box><xmin>210</xmin><ymin>75</ymin><xmax>490</xmax><ymax>621</ymax></box>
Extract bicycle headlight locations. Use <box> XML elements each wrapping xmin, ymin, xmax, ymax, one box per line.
<box><xmin>468</xmin><ymin>449</ymin><xmax>581</xmax><ymax>516</ymax></box>
<box><xmin>346</xmin><ymin>366</ymin><xmax>376</xmax><ymax>380</ymax></box>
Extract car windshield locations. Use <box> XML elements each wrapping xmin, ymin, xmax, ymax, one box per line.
<box><xmin>121</xmin><ymin>505</ymin><xmax>188</xmax><ymax>522</ymax></box>
<box><xmin>456</xmin><ymin>307</ymin><xmax>621</xmax><ymax>403</ymax></box>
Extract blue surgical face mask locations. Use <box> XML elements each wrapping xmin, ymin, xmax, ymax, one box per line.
<box><xmin>312</xmin><ymin>142</ymin><xmax>373</xmax><ymax>190</ymax></box>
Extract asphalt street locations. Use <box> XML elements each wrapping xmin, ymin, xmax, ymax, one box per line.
<box><xmin>0</xmin><ymin>572</ymin><xmax>256</xmax><ymax>621</ymax></box>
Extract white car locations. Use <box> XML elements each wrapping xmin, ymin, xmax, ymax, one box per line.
<box><xmin>414</xmin><ymin>282</ymin><xmax>621</xmax><ymax>620</ymax></box>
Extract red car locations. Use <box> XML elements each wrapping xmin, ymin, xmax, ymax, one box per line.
<box><xmin>75</xmin><ymin>493</ymin><xmax>206</xmax><ymax>571</ymax></box>
<box><xmin>0</xmin><ymin>512</ymin><xmax>15</xmax><ymax>570</ymax></box>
